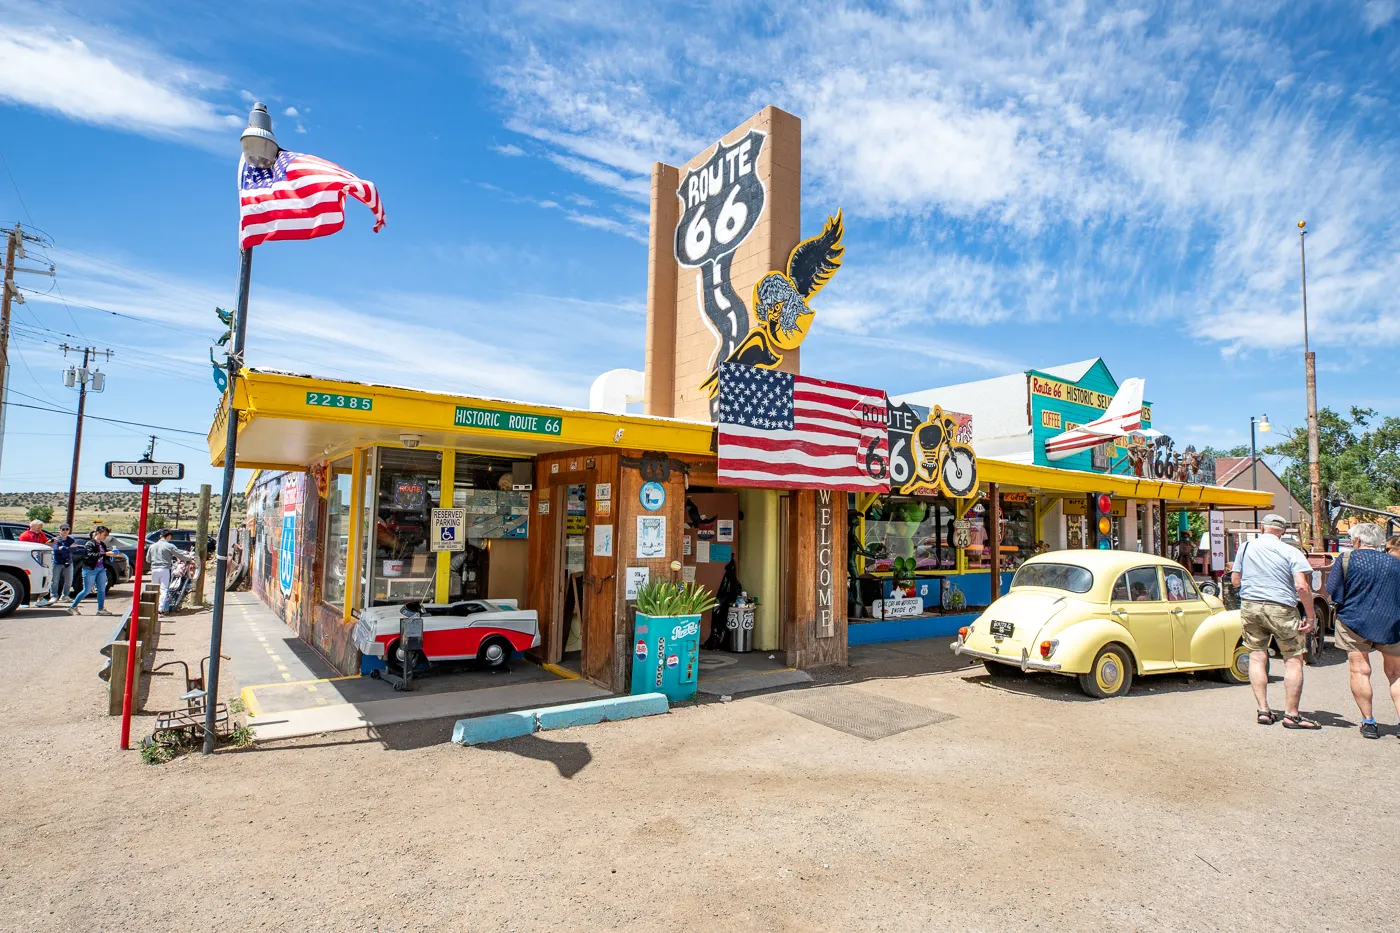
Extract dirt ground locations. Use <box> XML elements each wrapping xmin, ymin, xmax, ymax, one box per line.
<box><xmin>3</xmin><ymin>591</ymin><xmax>1398</xmax><ymax>933</ymax></box>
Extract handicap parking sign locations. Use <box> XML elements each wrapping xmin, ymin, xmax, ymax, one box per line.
<box><xmin>431</xmin><ymin>508</ymin><xmax>467</xmax><ymax>552</ymax></box>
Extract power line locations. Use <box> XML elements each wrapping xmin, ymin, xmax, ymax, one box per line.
<box><xmin>4</xmin><ymin>398</ymin><xmax>207</xmax><ymax>435</ymax></box>
<box><xmin>0</xmin><ymin>149</ymin><xmax>34</xmax><ymax>225</ymax></box>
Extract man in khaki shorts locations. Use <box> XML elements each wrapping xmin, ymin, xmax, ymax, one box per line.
<box><xmin>1231</xmin><ymin>514</ymin><xmax>1318</xmax><ymax>729</ymax></box>
<box><xmin>1325</xmin><ymin>523</ymin><xmax>1400</xmax><ymax>740</ymax></box>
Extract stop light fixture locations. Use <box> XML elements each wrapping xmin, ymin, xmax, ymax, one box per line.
<box><xmin>1091</xmin><ymin>492</ymin><xmax>1113</xmax><ymax>550</ymax></box>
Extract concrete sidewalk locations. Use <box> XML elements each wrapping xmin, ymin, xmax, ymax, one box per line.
<box><xmin>223</xmin><ymin>592</ymin><xmax>608</xmax><ymax>741</ymax></box>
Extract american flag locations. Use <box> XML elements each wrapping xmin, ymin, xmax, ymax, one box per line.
<box><xmin>239</xmin><ymin>151</ymin><xmax>385</xmax><ymax>249</ymax></box>
<box><xmin>718</xmin><ymin>364</ymin><xmax>890</xmax><ymax>492</ymax></box>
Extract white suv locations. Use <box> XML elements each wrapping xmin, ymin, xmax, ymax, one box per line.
<box><xmin>0</xmin><ymin>541</ymin><xmax>52</xmax><ymax>617</ymax></box>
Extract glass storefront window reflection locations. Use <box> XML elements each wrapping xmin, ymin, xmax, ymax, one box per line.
<box><xmin>321</xmin><ymin>457</ymin><xmax>353</xmax><ymax>605</ymax></box>
<box><xmin>372</xmin><ymin>448</ymin><xmax>441</xmax><ymax>605</ymax></box>
<box><xmin>863</xmin><ymin>496</ymin><xmax>958</xmax><ymax>572</ymax></box>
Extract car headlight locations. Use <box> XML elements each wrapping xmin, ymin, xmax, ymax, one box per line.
<box><xmin>30</xmin><ymin>549</ymin><xmax>49</xmax><ymax>567</ymax></box>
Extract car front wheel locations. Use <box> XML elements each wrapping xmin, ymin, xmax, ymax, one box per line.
<box><xmin>0</xmin><ymin>571</ymin><xmax>23</xmax><ymax>617</ymax></box>
<box><xmin>1078</xmin><ymin>644</ymin><xmax>1134</xmax><ymax>698</ymax></box>
<box><xmin>477</xmin><ymin>636</ymin><xmax>513</xmax><ymax>671</ymax></box>
<box><xmin>1215</xmin><ymin>641</ymin><xmax>1251</xmax><ymax>684</ymax></box>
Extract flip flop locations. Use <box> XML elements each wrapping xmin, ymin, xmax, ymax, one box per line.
<box><xmin>1281</xmin><ymin>714</ymin><xmax>1321</xmax><ymax>730</ymax></box>
<box><xmin>1256</xmin><ymin>709</ymin><xmax>1276</xmax><ymax>725</ymax></box>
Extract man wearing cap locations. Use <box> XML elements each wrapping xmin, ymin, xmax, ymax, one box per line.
<box><xmin>1231</xmin><ymin>513</ymin><xmax>1319</xmax><ymax>729</ymax></box>
<box><xmin>147</xmin><ymin>529</ymin><xmax>195</xmax><ymax>614</ymax></box>
<box><xmin>1325</xmin><ymin>522</ymin><xmax>1400</xmax><ymax>739</ymax></box>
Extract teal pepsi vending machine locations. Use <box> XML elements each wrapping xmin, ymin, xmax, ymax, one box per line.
<box><xmin>630</xmin><ymin>612</ymin><xmax>701</xmax><ymax>701</ymax></box>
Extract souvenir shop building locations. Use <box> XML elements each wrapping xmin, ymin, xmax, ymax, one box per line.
<box><xmin>218</xmin><ymin>105</ymin><xmax>1270</xmax><ymax>683</ymax></box>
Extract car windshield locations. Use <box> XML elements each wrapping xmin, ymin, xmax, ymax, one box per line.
<box><xmin>1011</xmin><ymin>562</ymin><xmax>1093</xmax><ymax>593</ymax></box>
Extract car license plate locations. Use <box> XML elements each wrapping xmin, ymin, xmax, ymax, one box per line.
<box><xmin>990</xmin><ymin>620</ymin><xmax>1015</xmax><ymax>638</ymax></box>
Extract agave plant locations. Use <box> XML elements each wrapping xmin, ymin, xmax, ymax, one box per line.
<box><xmin>634</xmin><ymin>580</ymin><xmax>717</xmax><ymax>616</ymax></box>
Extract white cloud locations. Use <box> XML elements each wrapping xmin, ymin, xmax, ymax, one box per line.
<box><xmin>0</xmin><ymin>10</ymin><xmax>238</xmax><ymax>140</ymax></box>
<box><xmin>1364</xmin><ymin>1</ymin><xmax>1398</xmax><ymax>31</ymax></box>
<box><xmin>283</xmin><ymin>106</ymin><xmax>300</xmax><ymax>117</ymax></box>
<box><xmin>492</xmin><ymin>143</ymin><xmax>524</xmax><ymax>156</ymax></box>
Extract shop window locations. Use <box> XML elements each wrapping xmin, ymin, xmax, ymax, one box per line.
<box><xmin>320</xmin><ymin>457</ymin><xmax>354</xmax><ymax>606</ymax></box>
<box><xmin>1112</xmin><ymin>567</ymin><xmax>1162</xmax><ymax>602</ymax></box>
<box><xmin>1162</xmin><ymin>566</ymin><xmax>1198</xmax><ymax>601</ymax></box>
<box><xmin>448</xmin><ymin>455</ymin><xmax>531</xmax><ymax>602</ymax></box>
<box><xmin>863</xmin><ymin>496</ymin><xmax>958</xmax><ymax>572</ymax></box>
<box><xmin>371</xmin><ymin>448</ymin><xmax>442</xmax><ymax>606</ymax></box>
<box><xmin>964</xmin><ymin>502</ymin><xmax>990</xmax><ymax>568</ymax></box>
<box><xmin>999</xmin><ymin>496</ymin><xmax>1036</xmax><ymax>570</ymax></box>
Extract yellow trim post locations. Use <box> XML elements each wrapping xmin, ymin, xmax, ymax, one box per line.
<box><xmin>955</xmin><ymin>496</ymin><xmax>974</xmax><ymax>573</ymax></box>
<box><xmin>342</xmin><ymin>447</ymin><xmax>364</xmax><ymax>623</ymax></box>
<box><xmin>435</xmin><ymin>449</ymin><xmax>456</xmax><ymax>604</ymax></box>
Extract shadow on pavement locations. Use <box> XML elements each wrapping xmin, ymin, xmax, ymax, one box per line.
<box><xmin>477</xmin><ymin>733</ymin><xmax>594</xmax><ymax>778</ymax></box>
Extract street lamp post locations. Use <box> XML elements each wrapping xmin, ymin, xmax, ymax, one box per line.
<box><xmin>1249</xmin><ymin>414</ymin><xmax>1271</xmax><ymax>527</ymax></box>
<box><xmin>203</xmin><ymin>103</ymin><xmax>279</xmax><ymax>755</ymax></box>
<box><xmin>1298</xmin><ymin>221</ymin><xmax>1324</xmax><ymax>548</ymax></box>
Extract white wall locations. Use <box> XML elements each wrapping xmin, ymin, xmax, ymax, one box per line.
<box><xmin>1042</xmin><ymin>499</ymin><xmax>1067</xmax><ymax>550</ymax></box>
<box><xmin>894</xmin><ymin>372</ymin><xmax>1032</xmax><ymax>459</ymax></box>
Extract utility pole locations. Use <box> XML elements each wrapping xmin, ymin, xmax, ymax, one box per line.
<box><xmin>62</xmin><ymin>345</ymin><xmax>112</xmax><ymax>528</ymax></box>
<box><xmin>0</xmin><ymin>223</ymin><xmax>55</xmax><ymax>475</ymax></box>
<box><xmin>174</xmin><ymin>487</ymin><xmax>184</xmax><ymax>528</ymax></box>
<box><xmin>194</xmin><ymin>483</ymin><xmax>211</xmax><ymax>607</ymax></box>
<box><xmin>1298</xmin><ymin>221</ymin><xmax>1324</xmax><ymax>548</ymax></box>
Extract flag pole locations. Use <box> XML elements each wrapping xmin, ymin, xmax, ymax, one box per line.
<box><xmin>203</xmin><ymin>244</ymin><xmax>251</xmax><ymax>754</ymax></box>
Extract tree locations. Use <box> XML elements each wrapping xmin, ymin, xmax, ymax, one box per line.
<box><xmin>25</xmin><ymin>505</ymin><xmax>53</xmax><ymax>523</ymax></box>
<box><xmin>1265</xmin><ymin>407</ymin><xmax>1400</xmax><ymax>530</ymax></box>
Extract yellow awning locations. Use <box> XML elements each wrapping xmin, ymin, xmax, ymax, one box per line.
<box><xmin>208</xmin><ymin>369</ymin><xmax>716</xmax><ymax>469</ymax></box>
<box><xmin>979</xmin><ymin>458</ymin><xmax>1273</xmax><ymax>509</ymax></box>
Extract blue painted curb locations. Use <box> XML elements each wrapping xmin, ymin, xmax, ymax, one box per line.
<box><xmin>537</xmin><ymin>693</ymin><xmax>669</xmax><ymax>732</ymax></box>
<box><xmin>452</xmin><ymin>710</ymin><xmax>537</xmax><ymax>746</ymax></box>
<box><xmin>452</xmin><ymin>694</ymin><xmax>670</xmax><ymax>747</ymax></box>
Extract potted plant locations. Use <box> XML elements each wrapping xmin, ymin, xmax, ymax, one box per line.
<box><xmin>631</xmin><ymin>581</ymin><xmax>717</xmax><ymax>701</ymax></box>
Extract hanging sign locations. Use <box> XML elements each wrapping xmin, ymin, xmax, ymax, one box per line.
<box><xmin>1209</xmin><ymin>510</ymin><xmax>1226</xmax><ymax>572</ymax></box>
<box><xmin>430</xmin><ymin>508</ymin><xmax>467</xmax><ymax>552</ymax></box>
<box><xmin>639</xmin><ymin>481</ymin><xmax>666</xmax><ymax>511</ymax></box>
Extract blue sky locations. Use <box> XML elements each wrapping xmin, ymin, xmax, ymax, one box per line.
<box><xmin>0</xmin><ymin>0</ymin><xmax>1396</xmax><ymax>493</ymax></box>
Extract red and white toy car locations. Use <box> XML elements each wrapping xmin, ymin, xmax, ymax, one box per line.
<box><xmin>354</xmin><ymin>599</ymin><xmax>540</xmax><ymax>672</ymax></box>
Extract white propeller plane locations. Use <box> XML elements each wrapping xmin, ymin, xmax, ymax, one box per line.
<box><xmin>1043</xmin><ymin>377</ymin><xmax>1158</xmax><ymax>462</ymax></box>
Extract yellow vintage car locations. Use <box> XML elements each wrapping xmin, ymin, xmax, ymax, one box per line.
<box><xmin>952</xmin><ymin>550</ymin><xmax>1248</xmax><ymax>698</ymax></box>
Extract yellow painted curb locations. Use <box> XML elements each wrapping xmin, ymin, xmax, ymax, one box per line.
<box><xmin>240</xmin><ymin>686</ymin><xmax>264</xmax><ymax>719</ymax></box>
<box><xmin>541</xmin><ymin>663</ymin><xmax>580</xmax><ymax>680</ymax></box>
<box><xmin>239</xmin><ymin>674</ymin><xmax>358</xmax><ymax>691</ymax></box>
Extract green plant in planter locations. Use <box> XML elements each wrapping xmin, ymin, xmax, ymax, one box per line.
<box><xmin>634</xmin><ymin>580</ymin><xmax>717</xmax><ymax>616</ymax></box>
<box><xmin>891</xmin><ymin>556</ymin><xmax>917</xmax><ymax>592</ymax></box>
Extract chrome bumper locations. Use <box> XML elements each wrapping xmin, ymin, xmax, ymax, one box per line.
<box><xmin>949</xmin><ymin>640</ymin><xmax>1063</xmax><ymax>672</ymax></box>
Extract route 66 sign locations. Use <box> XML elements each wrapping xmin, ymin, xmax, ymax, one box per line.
<box><xmin>674</xmin><ymin>129</ymin><xmax>766</xmax><ymax>268</ymax></box>
<box><xmin>953</xmin><ymin>519</ymin><xmax>972</xmax><ymax>549</ymax></box>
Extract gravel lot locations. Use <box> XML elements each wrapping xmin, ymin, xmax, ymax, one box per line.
<box><xmin>2</xmin><ymin>595</ymin><xmax>1397</xmax><ymax>933</ymax></box>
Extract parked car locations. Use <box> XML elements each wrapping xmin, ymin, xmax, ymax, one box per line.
<box><xmin>107</xmin><ymin>533</ymin><xmax>141</xmax><ymax>582</ymax></box>
<box><xmin>0</xmin><ymin>540</ymin><xmax>53</xmax><ymax>617</ymax></box>
<box><xmin>952</xmin><ymin>550</ymin><xmax>1247</xmax><ymax>698</ymax></box>
<box><xmin>145</xmin><ymin>528</ymin><xmax>215</xmax><ymax>559</ymax></box>
<box><xmin>354</xmin><ymin>599</ymin><xmax>540</xmax><ymax>675</ymax></box>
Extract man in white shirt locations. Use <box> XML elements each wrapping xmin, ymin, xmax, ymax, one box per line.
<box><xmin>1231</xmin><ymin>514</ymin><xmax>1318</xmax><ymax>729</ymax></box>
<box><xmin>147</xmin><ymin>529</ymin><xmax>195</xmax><ymax>613</ymax></box>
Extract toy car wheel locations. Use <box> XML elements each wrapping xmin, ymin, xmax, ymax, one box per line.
<box><xmin>981</xmin><ymin>659</ymin><xmax>1026</xmax><ymax>678</ymax></box>
<box><xmin>1078</xmin><ymin>644</ymin><xmax>1134</xmax><ymax>699</ymax></box>
<box><xmin>477</xmin><ymin>636</ymin><xmax>513</xmax><ymax>671</ymax></box>
<box><xmin>1215</xmin><ymin>641</ymin><xmax>1251</xmax><ymax>684</ymax></box>
<box><xmin>383</xmin><ymin>639</ymin><xmax>407</xmax><ymax>676</ymax></box>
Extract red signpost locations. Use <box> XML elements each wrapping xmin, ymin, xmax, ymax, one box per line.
<box><xmin>107</xmin><ymin>457</ymin><xmax>184</xmax><ymax>751</ymax></box>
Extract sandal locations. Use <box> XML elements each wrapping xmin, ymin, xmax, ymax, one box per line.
<box><xmin>1256</xmin><ymin>709</ymin><xmax>1276</xmax><ymax>725</ymax></box>
<box><xmin>1281</xmin><ymin>714</ymin><xmax>1321</xmax><ymax>730</ymax></box>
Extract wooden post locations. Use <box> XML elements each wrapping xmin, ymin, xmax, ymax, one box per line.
<box><xmin>1158</xmin><ymin>499</ymin><xmax>1169</xmax><ymax>557</ymax></box>
<box><xmin>783</xmin><ymin>489</ymin><xmax>848</xmax><ymax>669</ymax></box>
<box><xmin>989</xmin><ymin>483</ymin><xmax>1001</xmax><ymax>603</ymax></box>
<box><xmin>193</xmin><ymin>483</ymin><xmax>211</xmax><ymax>607</ymax></box>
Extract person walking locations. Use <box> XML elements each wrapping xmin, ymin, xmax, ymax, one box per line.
<box><xmin>38</xmin><ymin>523</ymin><xmax>78</xmax><ymax>607</ymax></box>
<box><xmin>1231</xmin><ymin>513</ymin><xmax>1319</xmax><ymax>729</ymax></box>
<box><xmin>18</xmin><ymin>519</ymin><xmax>50</xmax><ymax>543</ymax></box>
<box><xmin>1326</xmin><ymin>523</ymin><xmax>1400</xmax><ymax>740</ymax></box>
<box><xmin>147</xmin><ymin>529</ymin><xmax>194</xmax><ymax>613</ymax></box>
<box><xmin>69</xmin><ymin>526</ymin><xmax>114</xmax><ymax>616</ymax></box>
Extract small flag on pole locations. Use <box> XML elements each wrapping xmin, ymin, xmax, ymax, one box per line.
<box><xmin>238</xmin><ymin>151</ymin><xmax>385</xmax><ymax>248</ymax></box>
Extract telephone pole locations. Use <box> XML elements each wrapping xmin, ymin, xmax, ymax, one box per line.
<box><xmin>62</xmin><ymin>345</ymin><xmax>113</xmax><ymax>528</ymax></box>
<box><xmin>0</xmin><ymin>223</ymin><xmax>55</xmax><ymax>475</ymax></box>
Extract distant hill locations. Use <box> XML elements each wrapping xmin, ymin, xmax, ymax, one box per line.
<box><xmin>0</xmin><ymin>490</ymin><xmax>246</xmax><ymax>515</ymax></box>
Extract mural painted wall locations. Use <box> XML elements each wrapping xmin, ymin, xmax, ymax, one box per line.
<box><xmin>644</xmin><ymin>106</ymin><xmax>803</xmax><ymax>422</ymax></box>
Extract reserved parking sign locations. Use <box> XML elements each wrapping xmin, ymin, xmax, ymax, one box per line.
<box><xmin>430</xmin><ymin>508</ymin><xmax>466</xmax><ymax>552</ymax></box>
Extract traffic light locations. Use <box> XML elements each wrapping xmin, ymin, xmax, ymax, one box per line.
<box><xmin>1090</xmin><ymin>492</ymin><xmax>1113</xmax><ymax>550</ymax></box>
